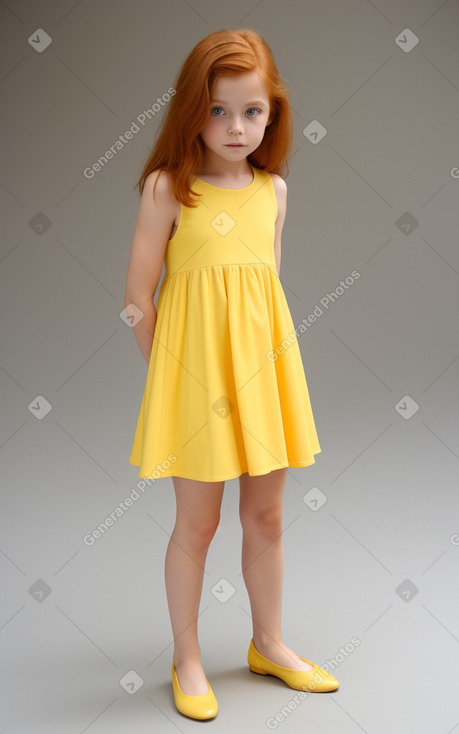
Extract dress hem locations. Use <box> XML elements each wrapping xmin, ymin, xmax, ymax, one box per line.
<box><xmin>129</xmin><ymin>453</ymin><xmax>321</xmax><ymax>483</ymax></box>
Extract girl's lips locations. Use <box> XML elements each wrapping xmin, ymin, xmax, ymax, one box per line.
<box><xmin>225</xmin><ymin>144</ymin><xmax>244</xmax><ymax>147</ymax></box>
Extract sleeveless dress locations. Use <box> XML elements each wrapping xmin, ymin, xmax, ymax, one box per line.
<box><xmin>128</xmin><ymin>163</ymin><xmax>321</xmax><ymax>481</ymax></box>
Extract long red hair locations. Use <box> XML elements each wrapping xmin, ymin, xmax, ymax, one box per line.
<box><xmin>134</xmin><ymin>28</ymin><xmax>293</xmax><ymax>207</ymax></box>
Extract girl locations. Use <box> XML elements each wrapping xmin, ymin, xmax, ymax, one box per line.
<box><xmin>124</xmin><ymin>28</ymin><xmax>339</xmax><ymax>721</ymax></box>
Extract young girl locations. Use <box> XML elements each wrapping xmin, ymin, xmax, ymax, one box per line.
<box><xmin>124</xmin><ymin>28</ymin><xmax>339</xmax><ymax>721</ymax></box>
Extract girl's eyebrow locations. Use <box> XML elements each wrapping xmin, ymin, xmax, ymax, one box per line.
<box><xmin>210</xmin><ymin>99</ymin><xmax>267</xmax><ymax>107</ymax></box>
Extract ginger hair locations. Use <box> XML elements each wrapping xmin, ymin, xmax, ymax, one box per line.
<box><xmin>134</xmin><ymin>27</ymin><xmax>293</xmax><ymax>207</ymax></box>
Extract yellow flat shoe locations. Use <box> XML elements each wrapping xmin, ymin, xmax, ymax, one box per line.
<box><xmin>171</xmin><ymin>663</ymin><xmax>218</xmax><ymax>720</ymax></box>
<box><xmin>247</xmin><ymin>639</ymin><xmax>339</xmax><ymax>692</ymax></box>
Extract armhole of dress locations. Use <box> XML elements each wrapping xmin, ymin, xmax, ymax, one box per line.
<box><xmin>268</xmin><ymin>173</ymin><xmax>279</xmax><ymax>221</ymax></box>
<box><xmin>168</xmin><ymin>202</ymin><xmax>182</xmax><ymax>243</ymax></box>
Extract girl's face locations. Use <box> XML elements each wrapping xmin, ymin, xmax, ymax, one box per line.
<box><xmin>199</xmin><ymin>71</ymin><xmax>271</xmax><ymax>163</ymax></box>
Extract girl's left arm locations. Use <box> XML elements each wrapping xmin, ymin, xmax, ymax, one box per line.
<box><xmin>271</xmin><ymin>174</ymin><xmax>287</xmax><ymax>277</ymax></box>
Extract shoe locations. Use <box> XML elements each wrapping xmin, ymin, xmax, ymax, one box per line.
<box><xmin>171</xmin><ymin>663</ymin><xmax>218</xmax><ymax>720</ymax></box>
<box><xmin>247</xmin><ymin>639</ymin><xmax>339</xmax><ymax>692</ymax></box>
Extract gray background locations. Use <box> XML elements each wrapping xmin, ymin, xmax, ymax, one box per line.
<box><xmin>1</xmin><ymin>1</ymin><xmax>459</xmax><ymax>732</ymax></box>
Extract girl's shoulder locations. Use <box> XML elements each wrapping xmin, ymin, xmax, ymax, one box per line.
<box><xmin>268</xmin><ymin>173</ymin><xmax>287</xmax><ymax>216</ymax></box>
<box><xmin>142</xmin><ymin>169</ymin><xmax>180</xmax><ymax>234</ymax></box>
<box><xmin>269</xmin><ymin>172</ymin><xmax>287</xmax><ymax>195</ymax></box>
<box><xmin>144</xmin><ymin>168</ymin><xmax>179</xmax><ymax>206</ymax></box>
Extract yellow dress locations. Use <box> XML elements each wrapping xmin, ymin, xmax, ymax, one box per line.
<box><xmin>128</xmin><ymin>163</ymin><xmax>321</xmax><ymax>481</ymax></box>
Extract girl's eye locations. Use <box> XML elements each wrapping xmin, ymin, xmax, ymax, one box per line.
<box><xmin>210</xmin><ymin>107</ymin><xmax>261</xmax><ymax>117</ymax></box>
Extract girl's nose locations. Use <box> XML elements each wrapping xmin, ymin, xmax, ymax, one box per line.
<box><xmin>228</xmin><ymin>117</ymin><xmax>244</xmax><ymax>133</ymax></box>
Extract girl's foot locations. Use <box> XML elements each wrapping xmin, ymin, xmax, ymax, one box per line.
<box><xmin>173</xmin><ymin>658</ymin><xmax>210</xmax><ymax>695</ymax></box>
<box><xmin>252</xmin><ymin>638</ymin><xmax>314</xmax><ymax>672</ymax></box>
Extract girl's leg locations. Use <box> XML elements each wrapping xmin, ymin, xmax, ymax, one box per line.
<box><xmin>165</xmin><ymin>476</ymin><xmax>224</xmax><ymax>695</ymax></box>
<box><xmin>239</xmin><ymin>468</ymin><xmax>314</xmax><ymax>672</ymax></box>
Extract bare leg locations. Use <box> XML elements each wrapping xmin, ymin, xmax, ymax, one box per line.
<box><xmin>165</xmin><ymin>476</ymin><xmax>225</xmax><ymax>694</ymax></box>
<box><xmin>239</xmin><ymin>468</ymin><xmax>313</xmax><ymax>672</ymax></box>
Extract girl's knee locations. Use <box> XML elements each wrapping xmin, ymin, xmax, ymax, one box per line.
<box><xmin>240</xmin><ymin>504</ymin><xmax>283</xmax><ymax>539</ymax></box>
<box><xmin>174</xmin><ymin>513</ymin><xmax>221</xmax><ymax>548</ymax></box>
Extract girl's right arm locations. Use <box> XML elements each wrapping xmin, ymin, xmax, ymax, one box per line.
<box><xmin>124</xmin><ymin>170</ymin><xmax>176</xmax><ymax>365</ymax></box>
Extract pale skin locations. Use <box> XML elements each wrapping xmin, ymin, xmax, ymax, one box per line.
<box><xmin>124</xmin><ymin>71</ymin><xmax>314</xmax><ymax>696</ymax></box>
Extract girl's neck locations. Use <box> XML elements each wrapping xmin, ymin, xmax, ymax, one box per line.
<box><xmin>198</xmin><ymin>154</ymin><xmax>253</xmax><ymax>184</ymax></box>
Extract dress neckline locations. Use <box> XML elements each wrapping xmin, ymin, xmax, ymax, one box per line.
<box><xmin>195</xmin><ymin>163</ymin><xmax>255</xmax><ymax>191</ymax></box>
